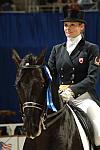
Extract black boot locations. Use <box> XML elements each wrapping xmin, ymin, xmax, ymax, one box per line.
<box><xmin>96</xmin><ymin>146</ymin><xmax>100</xmax><ymax>150</ymax></box>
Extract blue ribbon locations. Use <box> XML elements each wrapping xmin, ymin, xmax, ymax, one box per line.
<box><xmin>44</xmin><ymin>66</ymin><xmax>57</xmax><ymax>112</ymax></box>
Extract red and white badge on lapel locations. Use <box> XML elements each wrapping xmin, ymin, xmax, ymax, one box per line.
<box><xmin>94</xmin><ymin>56</ymin><xmax>100</xmax><ymax>66</ymax></box>
<box><xmin>79</xmin><ymin>58</ymin><xmax>84</xmax><ymax>64</ymax></box>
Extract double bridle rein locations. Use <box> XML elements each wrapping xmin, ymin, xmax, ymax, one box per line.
<box><xmin>23</xmin><ymin>101</ymin><xmax>67</xmax><ymax>130</ymax></box>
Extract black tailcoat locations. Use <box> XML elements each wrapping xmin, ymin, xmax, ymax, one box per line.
<box><xmin>48</xmin><ymin>38</ymin><xmax>100</xmax><ymax>105</ymax></box>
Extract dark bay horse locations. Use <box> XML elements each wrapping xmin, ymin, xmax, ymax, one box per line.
<box><xmin>12</xmin><ymin>49</ymin><xmax>95</xmax><ymax>150</ymax></box>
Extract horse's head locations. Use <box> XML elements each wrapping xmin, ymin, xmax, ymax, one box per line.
<box><xmin>12</xmin><ymin>49</ymin><xmax>61</xmax><ymax>139</ymax></box>
<box><xmin>12</xmin><ymin>49</ymin><xmax>51</xmax><ymax>138</ymax></box>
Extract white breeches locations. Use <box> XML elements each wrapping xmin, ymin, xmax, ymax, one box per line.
<box><xmin>71</xmin><ymin>92</ymin><xmax>100</xmax><ymax>146</ymax></box>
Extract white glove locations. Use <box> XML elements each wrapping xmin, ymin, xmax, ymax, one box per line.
<box><xmin>59</xmin><ymin>85</ymin><xmax>70</xmax><ymax>94</ymax></box>
<box><xmin>60</xmin><ymin>88</ymin><xmax>74</xmax><ymax>102</ymax></box>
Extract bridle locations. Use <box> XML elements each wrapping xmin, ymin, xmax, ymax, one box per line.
<box><xmin>16</xmin><ymin>63</ymin><xmax>45</xmax><ymax>112</ymax></box>
<box><xmin>16</xmin><ymin>64</ymin><xmax>67</xmax><ymax>131</ymax></box>
<box><xmin>23</xmin><ymin>102</ymin><xmax>43</xmax><ymax>111</ymax></box>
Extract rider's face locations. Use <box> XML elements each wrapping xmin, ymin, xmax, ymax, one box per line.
<box><xmin>64</xmin><ymin>22</ymin><xmax>85</xmax><ymax>38</ymax></box>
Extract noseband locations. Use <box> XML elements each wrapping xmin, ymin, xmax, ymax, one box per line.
<box><xmin>23</xmin><ymin>102</ymin><xmax>43</xmax><ymax>112</ymax></box>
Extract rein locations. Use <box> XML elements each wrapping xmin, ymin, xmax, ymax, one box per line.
<box><xmin>44</xmin><ymin>104</ymin><xmax>66</xmax><ymax>128</ymax></box>
<box><xmin>22</xmin><ymin>101</ymin><xmax>67</xmax><ymax>130</ymax></box>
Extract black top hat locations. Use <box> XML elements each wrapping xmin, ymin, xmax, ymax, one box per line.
<box><xmin>61</xmin><ymin>8</ymin><xmax>86</xmax><ymax>23</ymax></box>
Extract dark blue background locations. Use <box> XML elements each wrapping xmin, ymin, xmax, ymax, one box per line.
<box><xmin>0</xmin><ymin>12</ymin><xmax>100</xmax><ymax>122</ymax></box>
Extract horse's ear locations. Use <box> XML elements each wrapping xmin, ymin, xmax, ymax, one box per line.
<box><xmin>37</xmin><ymin>49</ymin><xmax>47</xmax><ymax>65</ymax></box>
<box><xmin>12</xmin><ymin>49</ymin><xmax>21</xmax><ymax>68</ymax></box>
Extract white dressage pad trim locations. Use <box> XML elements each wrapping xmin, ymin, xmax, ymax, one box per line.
<box><xmin>67</xmin><ymin>104</ymin><xmax>92</xmax><ymax>150</ymax></box>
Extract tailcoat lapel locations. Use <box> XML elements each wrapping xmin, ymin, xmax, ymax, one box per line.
<box><xmin>70</xmin><ymin>38</ymin><xmax>85</xmax><ymax>61</ymax></box>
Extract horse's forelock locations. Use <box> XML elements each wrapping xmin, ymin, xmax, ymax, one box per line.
<box><xmin>20</xmin><ymin>54</ymin><xmax>37</xmax><ymax>67</ymax></box>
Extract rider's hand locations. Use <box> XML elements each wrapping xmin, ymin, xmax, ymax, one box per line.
<box><xmin>59</xmin><ymin>85</ymin><xmax>70</xmax><ymax>94</ymax></box>
<box><xmin>60</xmin><ymin>88</ymin><xmax>74</xmax><ymax>102</ymax></box>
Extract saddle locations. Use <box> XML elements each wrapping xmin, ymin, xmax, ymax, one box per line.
<box><xmin>68</xmin><ymin>101</ymin><xmax>95</xmax><ymax>148</ymax></box>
